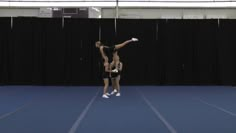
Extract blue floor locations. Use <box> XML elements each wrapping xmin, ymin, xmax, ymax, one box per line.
<box><xmin>0</xmin><ymin>86</ymin><xmax>236</xmax><ymax>133</ymax></box>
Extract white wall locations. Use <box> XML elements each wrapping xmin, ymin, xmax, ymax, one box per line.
<box><xmin>0</xmin><ymin>8</ymin><xmax>40</xmax><ymax>17</ymax></box>
<box><xmin>0</xmin><ymin>8</ymin><xmax>100</xmax><ymax>18</ymax></box>
<box><xmin>0</xmin><ymin>7</ymin><xmax>236</xmax><ymax>19</ymax></box>
<box><xmin>0</xmin><ymin>8</ymin><xmax>53</xmax><ymax>17</ymax></box>
<box><xmin>102</xmin><ymin>8</ymin><xmax>236</xmax><ymax>19</ymax></box>
<box><xmin>39</xmin><ymin>8</ymin><xmax>53</xmax><ymax>17</ymax></box>
<box><xmin>88</xmin><ymin>7</ymin><xmax>101</xmax><ymax>18</ymax></box>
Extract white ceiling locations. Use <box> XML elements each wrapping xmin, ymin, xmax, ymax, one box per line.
<box><xmin>1</xmin><ymin>0</ymin><xmax>236</xmax><ymax>8</ymax></box>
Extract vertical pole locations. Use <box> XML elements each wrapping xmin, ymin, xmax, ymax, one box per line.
<box><xmin>115</xmin><ymin>0</ymin><xmax>118</xmax><ymax>35</ymax></box>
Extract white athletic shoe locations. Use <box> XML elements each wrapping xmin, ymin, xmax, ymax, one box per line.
<box><xmin>131</xmin><ymin>38</ymin><xmax>138</xmax><ymax>42</ymax></box>
<box><xmin>102</xmin><ymin>94</ymin><xmax>109</xmax><ymax>98</ymax></box>
<box><xmin>106</xmin><ymin>93</ymin><xmax>111</xmax><ymax>96</ymax></box>
<box><xmin>110</xmin><ymin>89</ymin><xmax>118</xmax><ymax>95</ymax></box>
<box><xmin>116</xmin><ymin>93</ymin><xmax>121</xmax><ymax>97</ymax></box>
<box><xmin>112</xmin><ymin>69</ymin><xmax>118</xmax><ymax>73</ymax></box>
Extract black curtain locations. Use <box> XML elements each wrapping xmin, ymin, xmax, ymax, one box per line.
<box><xmin>0</xmin><ymin>17</ymin><xmax>236</xmax><ymax>85</ymax></box>
<box><xmin>159</xmin><ymin>19</ymin><xmax>185</xmax><ymax>85</ymax></box>
<box><xmin>218</xmin><ymin>20</ymin><xmax>236</xmax><ymax>85</ymax></box>
<box><xmin>0</xmin><ymin>18</ymin><xmax>11</xmax><ymax>84</ymax></box>
<box><xmin>64</xmin><ymin>18</ymin><xmax>99</xmax><ymax>85</ymax></box>
<box><xmin>9</xmin><ymin>17</ymin><xmax>35</xmax><ymax>84</ymax></box>
<box><xmin>116</xmin><ymin>19</ymin><xmax>158</xmax><ymax>85</ymax></box>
